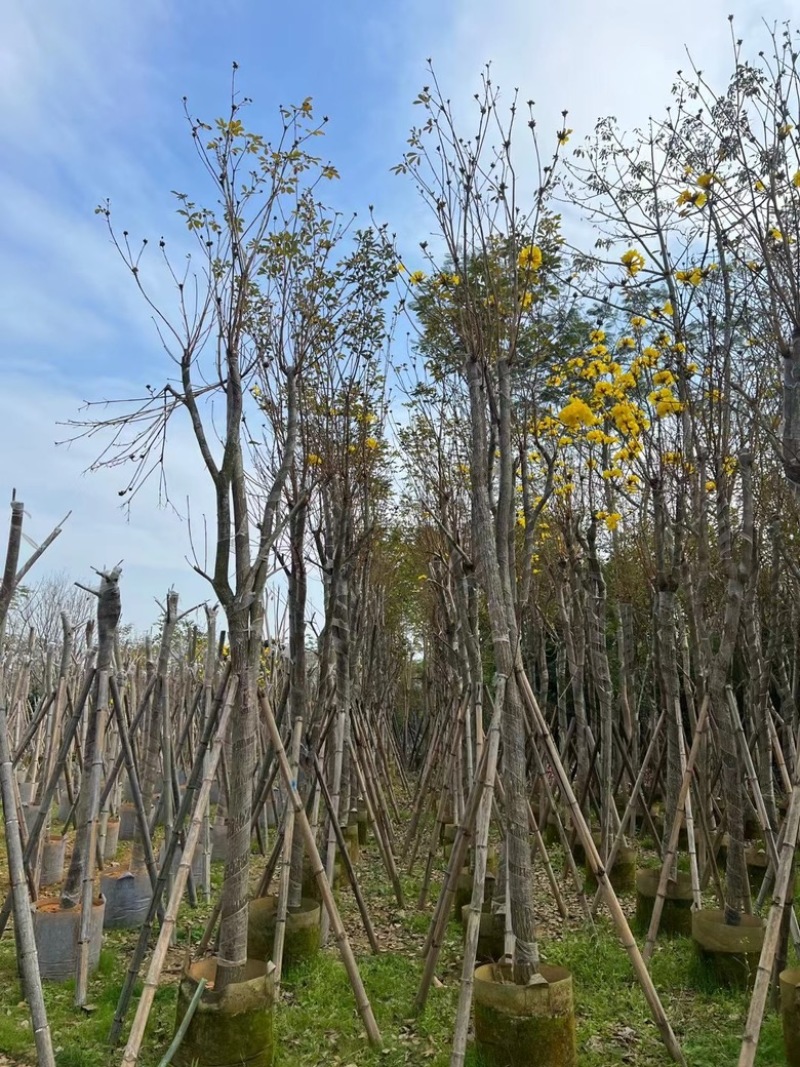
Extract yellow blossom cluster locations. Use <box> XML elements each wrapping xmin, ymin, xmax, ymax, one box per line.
<box><xmin>518</xmin><ymin>245</ymin><xmax>543</xmax><ymax>271</ymax></box>
<box><xmin>595</xmin><ymin>510</ymin><xmax>622</xmax><ymax>531</ymax></box>
<box><xmin>676</xmin><ymin>189</ymin><xmax>707</xmax><ymax>209</ymax></box>
<box><xmin>558</xmin><ymin>397</ymin><xmax>598</xmax><ymax>431</ymax></box>
<box><xmin>621</xmin><ymin>249</ymin><xmax>645</xmax><ymax>276</ymax></box>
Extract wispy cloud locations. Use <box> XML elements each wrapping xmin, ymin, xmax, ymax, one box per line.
<box><xmin>1</xmin><ymin>0</ymin><xmax>795</xmax><ymax>626</ymax></box>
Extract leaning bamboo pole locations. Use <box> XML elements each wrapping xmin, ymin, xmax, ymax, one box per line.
<box><xmin>119</xmin><ymin>676</ymin><xmax>237</xmax><ymax>1067</ymax></box>
<box><xmin>591</xmin><ymin>709</ymin><xmax>667</xmax><ymax>916</ymax></box>
<box><xmin>75</xmin><ymin>566</ymin><xmax>122</xmax><ymax>1007</ymax></box>
<box><xmin>450</xmin><ymin>685</ymin><xmax>503</xmax><ymax>1067</ymax></box>
<box><xmin>0</xmin><ymin>705</ymin><xmax>56</xmax><ymax>1067</ymax></box>
<box><xmin>516</xmin><ymin>667</ymin><xmax>687</xmax><ymax>1067</ymax></box>
<box><xmin>676</xmin><ymin>705</ymin><xmax>702</xmax><ymax>910</ymax></box>
<box><xmin>416</xmin><ymin>705</ymin><xmax>502</xmax><ymax>1013</ymax></box>
<box><xmin>109</xmin><ymin>666</ymin><xmax>232</xmax><ymax>1047</ymax></box>
<box><xmin>310</xmin><ymin>745</ymin><xmax>379</xmax><ymax>953</ymax></box>
<box><xmin>643</xmin><ymin>696</ymin><xmax>710</xmax><ymax>962</ymax></box>
<box><xmin>737</xmin><ymin>765</ymin><xmax>800</xmax><ymax>1067</ymax></box>
<box><xmin>348</xmin><ymin>737</ymin><xmax>405</xmax><ymax>907</ymax></box>
<box><xmin>271</xmin><ymin>716</ymin><xmax>303</xmax><ymax>988</ymax></box>
<box><xmin>726</xmin><ymin>690</ymin><xmax>800</xmax><ymax>951</ymax></box>
<box><xmin>260</xmin><ymin>690</ymin><xmax>382</xmax><ymax>1049</ymax></box>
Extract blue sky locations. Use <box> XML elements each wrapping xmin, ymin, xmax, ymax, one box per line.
<box><xmin>0</xmin><ymin>0</ymin><xmax>793</xmax><ymax>632</ymax></box>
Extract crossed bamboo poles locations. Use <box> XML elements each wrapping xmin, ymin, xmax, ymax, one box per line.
<box><xmin>3</xmin><ymin>490</ymin><xmax>800</xmax><ymax>1066</ymax></box>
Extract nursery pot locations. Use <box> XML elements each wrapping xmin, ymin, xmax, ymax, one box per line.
<box><xmin>100</xmin><ymin>866</ymin><xmax>152</xmax><ymax>929</ymax></box>
<box><xmin>635</xmin><ymin>868</ymin><xmax>693</xmax><ymax>936</ymax></box>
<box><xmin>57</xmin><ymin>796</ymin><xmax>73</xmax><ymax>825</ymax></box>
<box><xmin>356</xmin><ymin>801</ymin><xmax>369</xmax><ymax>845</ymax></box>
<box><xmin>341</xmin><ymin>822</ymin><xmax>360</xmax><ymax>864</ymax></box>
<box><xmin>171</xmin><ymin>957</ymin><xmax>275</xmax><ymax>1067</ymax></box>
<box><xmin>21</xmin><ymin>804</ymin><xmax>41</xmax><ymax>834</ymax></box>
<box><xmin>211</xmin><ymin>819</ymin><xmax>229</xmax><ymax>863</ymax></box>
<box><xmin>246</xmin><ymin>895</ymin><xmax>321</xmax><ymax>969</ymax></box>
<box><xmin>158</xmin><ymin>842</ymin><xmax>206</xmax><ymax>887</ymax></box>
<box><xmin>104</xmin><ymin>816</ymin><xmax>121</xmax><ymax>860</ymax></box>
<box><xmin>33</xmin><ymin>894</ymin><xmax>105</xmax><ymax>982</ymax></box>
<box><xmin>454</xmin><ymin>868</ymin><xmax>496</xmax><ymax>921</ymax></box>
<box><xmin>39</xmin><ymin>836</ymin><xmax>67</xmax><ymax>888</ymax></box>
<box><xmin>441</xmin><ymin>822</ymin><xmax>458</xmax><ymax>857</ymax></box>
<box><xmin>118</xmin><ymin>802</ymin><xmax>137</xmax><ymax>841</ymax></box>
<box><xmin>691</xmin><ymin>908</ymin><xmax>765</xmax><ymax>989</ymax></box>
<box><xmin>473</xmin><ymin>962</ymin><xmax>577</xmax><ymax>1067</ymax></box>
<box><xmin>461</xmin><ymin>906</ymin><xmax>506</xmax><ymax>963</ymax></box>
<box><xmin>745</xmin><ymin>846</ymin><xmax>770</xmax><ymax>894</ymax></box>
<box><xmin>584</xmin><ymin>834</ymin><xmax>636</xmax><ymax>894</ymax></box>
<box><xmin>17</xmin><ymin>780</ymin><xmax>36</xmax><ymax>805</ymax></box>
<box><xmin>780</xmin><ymin>968</ymin><xmax>800</xmax><ymax>1066</ymax></box>
<box><xmin>301</xmin><ymin>857</ymin><xmax>332</xmax><ymax>901</ymax></box>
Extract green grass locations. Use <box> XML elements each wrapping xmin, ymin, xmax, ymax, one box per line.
<box><xmin>0</xmin><ymin>820</ymin><xmax>792</xmax><ymax>1066</ymax></box>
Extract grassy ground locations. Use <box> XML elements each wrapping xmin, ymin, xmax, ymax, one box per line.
<box><xmin>0</xmin><ymin>811</ymin><xmax>790</xmax><ymax>1066</ymax></box>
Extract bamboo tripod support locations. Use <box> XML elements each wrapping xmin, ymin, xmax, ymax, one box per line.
<box><xmin>737</xmin><ymin>740</ymin><xmax>800</xmax><ymax>1066</ymax></box>
<box><xmin>109</xmin><ymin>666</ymin><xmax>232</xmax><ymax>1048</ymax></box>
<box><xmin>516</xmin><ymin>667</ymin><xmax>687</xmax><ymax>1067</ymax></box>
<box><xmin>727</xmin><ymin>687</ymin><xmax>800</xmax><ymax>953</ymax></box>
<box><xmin>643</xmin><ymin>696</ymin><xmax>710</xmax><ymax>963</ymax></box>
<box><xmin>310</xmin><ymin>745</ymin><xmax>380</xmax><ymax>953</ymax></box>
<box><xmin>0</xmin><ymin>705</ymin><xmax>56</xmax><ymax>1067</ymax></box>
<box><xmin>119</xmin><ymin>677</ymin><xmax>238</xmax><ymax>1067</ymax></box>
<box><xmin>449</xmin><ymin>687</ymin><xmax>503</xmax><ymax>1067</ymax></box>
<box><xmin>415</xmin><ymin>705</ymin><xmax>502</xmax><ymax>1013</ymax></box>
<box><xmin>591</xmin><ymin>708</ymin><xmax>667</xmax><ymax>916</ymax></box>
<box><xmin>260</xmin><ymin>691</ymin><xmax>382</xmax><ymax>1049</ymax></box>
<box><xmin>271</xmin><ymin>716</ymin><xmax>302</xmax><ymax>989</ymax></box>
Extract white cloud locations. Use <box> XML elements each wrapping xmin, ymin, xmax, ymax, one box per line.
<box><xmin>0</xmin><ymin>372</ymin><xmax>216</xmax><ymax>630</ymax></box>
<box><xmin>2</xmin><ymin>0</ymin><xmax>797</xmax><ymax>630</ymax></box>
<box><xmin>424</xmin><ymin>1</ymin><xmax>797</xmax><ymax>136</ymax></box>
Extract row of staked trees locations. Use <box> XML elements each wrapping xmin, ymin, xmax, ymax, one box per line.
<box><xmin>73</xmin><ymin>20</ymin><xmax>800</xmax><ymax>999</ymax></box>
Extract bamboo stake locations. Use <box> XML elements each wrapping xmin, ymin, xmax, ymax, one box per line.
<box><xmin>0</xmin><ymin>705</ymin><xmax>56</xmax><ymax>1067</ymax></box>
<box><xmin>727</xmin><ymin>688</ymin><xmax>800</xmax><ymax>953</ymax></box>
<box><xmin>737</xmin><ymin>772</ymin><xmax>800</xmax><ymax>1067</ymax></box>
<box><xmin>450</xmin><ymin>685</ymin><xmax>503</xmax><ymax>1067</ymax></box>
<box><xmin>120</xmin><ymin>678</ymin><xmax>237</xmax><ymax>1066</ymax></box>
<box><xmin>676</xmin><ymin>705</ymin><xmax>702</xmax><ymax>910</ymax></box>
<box><xmin>517</xmin><ymin>667</ymin><xmax>686</xmax><ymax>1067</ymax></box>
<box><xmin>0</xmin><ymin>667</ymin><xmax>96</xmax><ymax>938</ymax></box>
<box><xmin>260</xmin><ymin>691</ymin><xmax>382</xmax><ymax>1049</ymax></box>
<box><xmin>591</xmin><ymin>709</ymin><xmax>666</xmax><ymax>916</ymax></box>
<box><xmin>417</xmin><ymin>715</ymin><xmax>497</xmax><ymax>986</ymax></box>
<box><xmin>75</xmin><ymin>663</ymin><xmax>110</xmax><ymax>1004</ymax></box>
<box><xmin>271</xmin><ymin>716</ymin><xmax>303</xmax><ymax>987</ymax></box>
<box><xmin>768</xmin><ymin>711</ymin><xmax>792</xmax><ymax>796</ymax></box>
<box><xmin>310</xmin><ymin>745</ymin><xmax>379</xmax><ymax>953</ymax></box>
<box><xmin>417</xmin><ymin>706</ymin><xmax>465</xmax><ymax>907</ymax></box>
<box><xmin>348</xmin><ymin>737</ymin><xmax>405</xmax><ymax>907</ymax></box>
<box><xmin>75</xmin><ymin>565</ymin><xmax>122</xmax><ymax>1007</ymax></box>
<box><xmin>526</xmin><ymin>710</ymin><xmax>593</xmax><ymax>924</ymax></box>
<box><xmin>109</xmin><ymin>667</ymin><xmax>232</xmax><ymax>1048</ymax></box>
<box><xmin>156</xmin><ymin>978</ymin><xmax>206</xmax><ymax>1067</ymax></box>
<box><xmin>420</xmin><ymin>717</ymin><xmax>494</xmax><ymax>960</ymax></box>
<box><xmin>527</xmin><ymin>795</ymin><xmax>567</xmax><ymax>920</ymax></box>
<box><xmin>643</xmin><ymin>696</ymin><xmax>710</xmax><ymax>962</ymax></box>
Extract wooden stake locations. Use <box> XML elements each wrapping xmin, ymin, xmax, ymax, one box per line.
<box><xmin>450</xmin><ymin>685</ymin><xmax>503</xmax><ymax>1067</ymax></box>
<box><xmin>643</xmin><ymin>696</ymin><xmax>710</xmax><ymax>962</ymax></box>
<box><xmin>737</xmin><ymin>773</ymin><xmax>800</xmax><ymax>1066</ymax></box>
<box><xmin>260</xmin><ymin>691</ymin><xmax>382</xmax><ymax>1049</ymax></box>
<box><xmin>516</xmin><ymin>667</ymin><xmax>686</xmax><ymax>1067</ymax></box>
<box><xmin>0</xmin><ymin>705</ymin><xmax>56</xmax><ymax>1067</ymax></box>
<box><xmin>120</xmin><ymin>677</ymin><xmax>237</xmax><ymax>1066</ymax></box>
